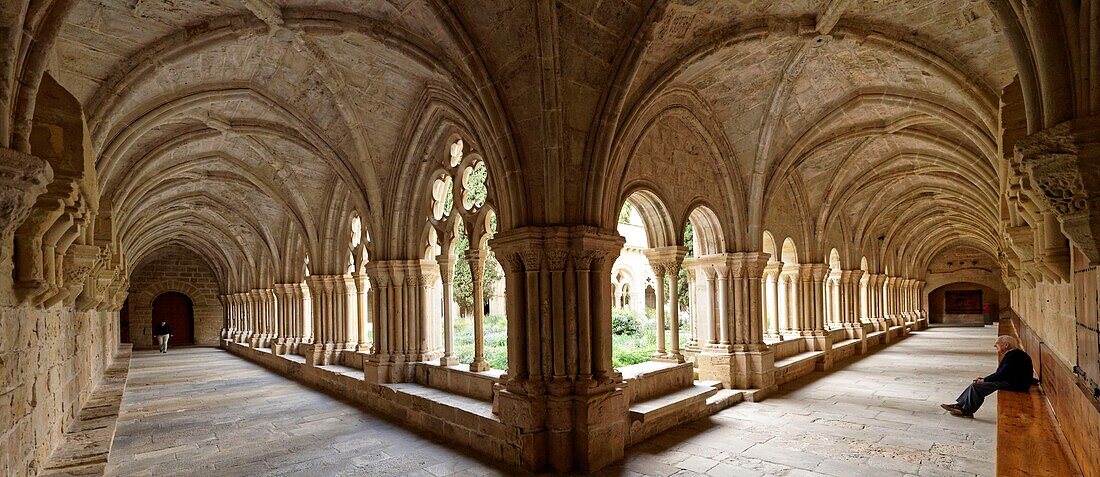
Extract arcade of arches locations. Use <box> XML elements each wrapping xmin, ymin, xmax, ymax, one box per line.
<box><xmin>1</xmin><ymin>1</ymin><xmax>1099</xmax><ymax>475</ymax></box>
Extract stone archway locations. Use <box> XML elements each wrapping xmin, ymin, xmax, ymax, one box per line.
<box><xmin>151</xmin><ymin>292</ymin><xmax>195</xmax><ymax>346</ymax></box>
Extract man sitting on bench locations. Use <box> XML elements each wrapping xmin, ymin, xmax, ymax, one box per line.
<box><xmin>941</xmin><ymin>335</ymin><xmax>1035</xmax><ymax>418</ymax></box>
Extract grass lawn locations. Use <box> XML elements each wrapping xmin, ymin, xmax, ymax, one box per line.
<box><xmin>451</xmin><ymin>308</ymin><xmax>686</xmax><ymax>371</ymax></box>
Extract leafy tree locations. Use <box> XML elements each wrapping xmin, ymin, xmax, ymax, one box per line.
<box><xmin>619</xmin><ymin>203</ymin><xmax>634</xmax><ymax>224</ymax></box>
<box><xmin>450</xmin><ymin>174</ymin><xmax>502</xmax><ymax>318</ymax></box>
<box><xmin>679</xmin><ymin>222</ymin><xmax>693</xmax><ymax>309</ymax></box>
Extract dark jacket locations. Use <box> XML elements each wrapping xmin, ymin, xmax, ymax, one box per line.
<box><xmin>985</xmin><ymin>348</ymin><xmax>1035</xmax><ymax>392</ymax></box>
<box><xmin>154</xmin><ymin>323</ymin><xmax>172</xmax><ymax>336</ymax></box>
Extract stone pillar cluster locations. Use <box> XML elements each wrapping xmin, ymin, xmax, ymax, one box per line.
<box><xmin>273</xmin><ymin>283</ymin><xmax>306</xmax><ymax>354</ymax></box>
<box><xmin>644</xmin><ymin>247</ymin><xmax>688</xmax><ymax>363</ymax></box>
<box><xmin>363</xmin><ymin>260</ymin><xmax>441</xmax><ymax>383</ymax></box>
<box><xmin>304</xmin><ymin>275</ymin><xmax>352</xmax><ymax>366</ymax></box>
<box><xmin>864</xmin><ymin>273</ymin><xmax>889</xmax><ymax>337</ymax></box>
<box><xmin>487</xmin><ymin>226</ymin><xmax>625</xmax><ymax>472</ymax></box>
<box><xmin>221</xmin><ymin>277</ymin><xmax>373</xmax><ymax>366</ymax></box>
<box><xmin>690</xmin><ymin>253</ymin><xmax>775</xmax><ymax>393</ymax></box>
<box><xmin>761</xmin><ymin>261</ymin><xmax>783</xmax><ymax>339</ymax></box>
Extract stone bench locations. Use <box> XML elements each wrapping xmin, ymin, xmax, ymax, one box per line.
<box><xmin>39</xmin><ymin>344</ymin><xmax>133</xmax><ymax>477</ymax></box>
<box><xmin>996</xmin><ymin>386</ymin><xmax>1081</xmax><ymax>476</ymax></box>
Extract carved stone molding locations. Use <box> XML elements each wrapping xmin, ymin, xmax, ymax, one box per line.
<box><xmin>1015</xmin><ymin>116</ymin><xmax>1100</xmax><ymax>262</ymax></box>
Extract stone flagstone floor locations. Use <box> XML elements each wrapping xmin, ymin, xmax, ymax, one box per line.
<box><xmin>107</xmin><ymin>326</ymin><xmax>996</xmax><ymax>476</ymax></box>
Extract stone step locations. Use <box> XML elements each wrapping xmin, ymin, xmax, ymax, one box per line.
<box><xmin>630</xmin><ymin>384</ymin><xmax>717</xmax><ymax>418</ymax></box>
<box><xmin>627</xmin><ymin>384</ymin><xmax>718</xmax><ymax>445</ymax></box>
<box><xmin>696</xmin><ymin>380</ymin><xmax>722</xmax><ymax>389</ymax></box>
<box><xmin>705</xmin><ymin>389</ymin><xmax>744</xmax><ymax>410</ymax></box>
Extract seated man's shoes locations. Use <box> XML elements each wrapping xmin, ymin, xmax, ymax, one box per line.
<box><xmin>940</xmin><ymin>403</ymin><xmax>974</xmax><ymax>418</ymax></box>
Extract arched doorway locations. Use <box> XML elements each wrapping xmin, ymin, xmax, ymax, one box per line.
<box><xmin>152</xmin><ymin>292</ymin><xmax>195</xmax><ymax>346</ymax></box>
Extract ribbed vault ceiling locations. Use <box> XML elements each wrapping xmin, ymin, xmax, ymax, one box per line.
<box><xmin>50</xmin><ymin>0</ymin><xmax>1018</xmax><ymax>290</ymax></box>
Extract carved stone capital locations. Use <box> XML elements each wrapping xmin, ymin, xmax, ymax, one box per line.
<box><xmin>0</xmin><ymin>148</ymin><xmax>53</xmax><ymax>243</ymax></box>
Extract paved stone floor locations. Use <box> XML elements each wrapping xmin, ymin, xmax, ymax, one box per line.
<box><xmin>107</xmin><ymin>326</ymin><xmax>996</xmax><ymax>476</ymax></box>
<box><xmin>608</xmin><ymin>326</ymin><xmax>998</xmax><ymax>477</ymax></box>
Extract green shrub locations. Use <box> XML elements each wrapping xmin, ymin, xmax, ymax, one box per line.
<box><xmin>612</xmin><ymin>307</ymin><xmax>643</xmax><ymax>335</ymax></box>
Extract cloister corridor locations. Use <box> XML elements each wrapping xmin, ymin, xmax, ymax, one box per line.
<box><xmin>105</xmin><ymin>327</ymin><xmax>996</xmax><ymax>477</ymax></box>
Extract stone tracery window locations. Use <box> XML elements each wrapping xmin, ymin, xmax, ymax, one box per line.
<box><xmin>427</xmin><ymin>137</ymin><xmax>504</xmax><ymax>372</ymax></box>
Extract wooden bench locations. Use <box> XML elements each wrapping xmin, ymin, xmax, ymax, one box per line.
<box><xmin>996</xmin><ymin>387</ymin><xmax>1082</xmax><ymax>476</ymax></box>
<box><xmin>995</xmin><ymin>313</ymin><xmax>1083</xmax><ymax>476</ymax></box>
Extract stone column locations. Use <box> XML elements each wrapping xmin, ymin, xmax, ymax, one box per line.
<box><xmin>885</xmin><ymin>276</ymin><xmax>899</xmax><ymax>327</ymax></box>
<box><xmin>467</xmin><ymin>248</ymin><xmax>489</xmax><ymax>372</ymax></box>
<box><xmin>218</xmin><ymin>294</ymin><xmax>230</xmax><ymax>341</ymax></box>
<box><xmin>354</xmin><ymin>272</ymin><xmax>370</xmax><ymax>351</ymax></box>
<box><xmin>418</xmin><ymin>263</ymin><xmax>441</xmax><ymax>360</ymax></box>
<box><xmin>437</xmin><ymin>256</ymin><xmax>458</xmax><ymax>365</ymax></box>
<box><xmin>272</xmin><ymin>285</ymin><xmax>288</xmax><ymax>354</ymax></box>
<box><xmin>715</xmin><ymin>262</ymin><xmax>730</xmax><ymax>345</ymax></box>
<box><xmin>488</xmin><ymin>226</ymin><xmax>627</xmax><ymax>473</ymax></box>
<box><xmin>807</xmin><ymin>264</ymin><xmax>831</xmax><ymax>367</ymax></box>
<box><xmin>915</xmin><ymin>280</ymin><xmax>927</xmax><ymax>327</ymax></box>
<box><xmin>343</xmin><ymin>275</ymin><xmax>359</xmax><ymax>351</ymax></box>
<box><xmin>668</xmin><ymin>260</ymin><xmax>683</xmax><ymax>362</ymax></box>
<box><xmin>782</xmin><ymin>267</ymin><xmax>799</xmax><ymax>335</ymax></box>
<box><xmin>264</xmin><ymin>288</ymin><xmax>277</xmax><ymax>348</ymax></box>
<box><xmin>763</xmin><ymin>262</ymin><xmax>782</xmax><ymax>339</ymax></box>
<box><xmin>300</xmin><ymin>282</ymin><xmax>312</xmax><ymax>345</ymax></box>
<box><xmin>653</xmin><ymin>264</ymin><xmax>667</xmax><ymax>356</ymax></box>
<box><xmin>704</xmin><ymin>265</ymin><xmax>718</xmax><ymax>345</ymax></box>
<box><xmin>684</xmin><ymin>258</ymin><xmax>700</xmax><ymax>351</ymax></box>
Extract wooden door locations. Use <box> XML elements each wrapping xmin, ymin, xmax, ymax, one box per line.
<box><xmin>152</xmin><ymin>292</ymin><xmax>195</xmax><ymax>345</ymax></box>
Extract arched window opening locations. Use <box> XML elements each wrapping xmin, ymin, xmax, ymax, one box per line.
<box><xmin>430</xmin><ymin>138</ymin><xmax>506</xmax><ymax>372</ymax></box>
<box><xmin>610</xmin><ymin>191</ymin><xmax>685</xmax><ymax>368</ymax></box>
<box><xmin>680</xmin><ymin>205</ymin><xmax>722</xmax><ymax>359</ymax></box>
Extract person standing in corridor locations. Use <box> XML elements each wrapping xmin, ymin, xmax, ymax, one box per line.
<box><xmin>154</xmin><ymin>321</ymin><xmax>172</xmax><ymax>353</ymax></box>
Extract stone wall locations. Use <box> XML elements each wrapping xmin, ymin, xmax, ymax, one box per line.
<box><xmin>126</xmin><ymin>246</ymin><xmax>224</xmax><ymax>348</ymax></box>
<box><xmin>0</xmin><ymin>305</ymin><xmax>118</xmax><ymax>476</ymax></box>
<box><xmin>1012</xmin><ymin>281</ymin><xmax>1077</xmax><ymax>366</ymax></box>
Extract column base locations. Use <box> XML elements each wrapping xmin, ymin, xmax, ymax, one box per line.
<box><xmin>363</xmin><ymin>354</ymin><xmax>416</xmax><ymax>383</ymax></box>
<box><xmin>650</xmin><ymin>353</ymin><xmax>686</xmax><ymax>364</ymax></box>
<box><xmin>439</xmin><ymin>355</ymin><xmax>460</xmax><ymax>366</ymax></box>
<box><xmin>696</xmin><ymin>348</ymin><xmax>776</xmax><ymax>399</ymax></box>
<box><xmin>803</xmin><ymin>333</ymin><xmax>833</xmax><ymax>370</ymax></box>
<box><xmin>496</xmin><ymin>386</ymin><xmax>627</xmax><ymax>472</ymax></box>
<box><xmin>469</xmin><ymin>359</ymin><xmax>490</xmax><ymax>372</ymax></box>
<box><xmin>304</xmin><ymin>342</ymin><xmax>337</xmax><ymax>366</ymax></box>
<box><xmin>843</xmin><ymin>322</ymin><xmax>871</xmax><ymax>354</ymax></box>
